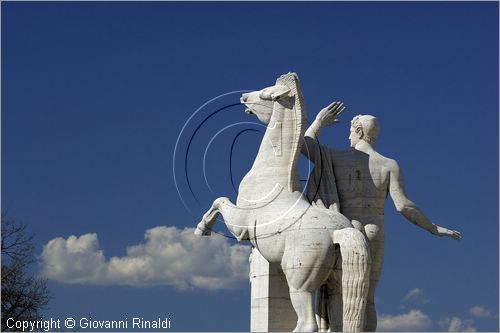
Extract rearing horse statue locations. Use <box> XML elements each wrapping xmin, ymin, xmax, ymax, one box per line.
<box><xmin>195</xmin><ymin>73</ymin><xmax>371</xmax><ymax>332</ymax></box>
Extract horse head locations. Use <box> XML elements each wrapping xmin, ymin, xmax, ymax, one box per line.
<box><xmin>240</xmin><ymin>84</ymin><xmax>292</xmax><ymax>124</ymax></box>
<box><xmin>238</xmin><ymin>73</ymin><xmax>306</xmax><ymax>195</ymax></box>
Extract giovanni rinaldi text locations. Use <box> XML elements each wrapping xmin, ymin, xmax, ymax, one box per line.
<box><xmin>6</xmin><ymin>317</ymin><xmax>172</xmax><ymax>331</ymax></box>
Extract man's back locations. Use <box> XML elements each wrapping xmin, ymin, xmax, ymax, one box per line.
<box><xmin>329</xmin><ymin>146</ymin><xmax>393</xmax><ymax>236</ymax></box>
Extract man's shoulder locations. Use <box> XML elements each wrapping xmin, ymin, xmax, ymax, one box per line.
<box><xmin>371</xmin><ymin>150</ymin><xmax>399</xmax><ymax>170</ymax></box>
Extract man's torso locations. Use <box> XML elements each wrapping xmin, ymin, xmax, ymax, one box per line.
<box><xmin>329</xmin><ymin>148</ymin><xmax>392</xmax><ymax>238</ymax></box>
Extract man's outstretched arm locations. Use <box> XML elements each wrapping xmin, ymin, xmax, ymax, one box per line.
<box><xmin>302</xmin><ymin>101</ymin><xmax>345</xmax><ymax>161</ymax></box>
<box><xmin>388</xmin><ymin>161</ymin><xmax>461</xmax><ymax>240</ymax></box>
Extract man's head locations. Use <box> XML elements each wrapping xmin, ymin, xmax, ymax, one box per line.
<box><xmin>349</xmin><ymin>115</ymin><xmax>380</xmax><ymax>147</ymax></box>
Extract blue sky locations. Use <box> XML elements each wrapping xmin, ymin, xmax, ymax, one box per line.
<box><xmin>2</xmin><ymin>1</ymin><xmax>498</xmax><ymax>331</ymax></box>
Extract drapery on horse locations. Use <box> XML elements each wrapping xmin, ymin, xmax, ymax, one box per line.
<box><xmin>194</xmin><ymin>73</ymin><xmax>371</xmax><ymax>332</ymax></box>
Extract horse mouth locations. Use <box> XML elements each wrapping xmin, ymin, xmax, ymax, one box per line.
<box><xmin>245</xmin><ymin>108</ymin><xmax>254</xmax><ymax>115</ymax></box>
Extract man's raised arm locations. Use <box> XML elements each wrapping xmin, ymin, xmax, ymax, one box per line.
<box><xmin>302</xmin><ymin>101</ymin><xmax>345</xmax><ymax>161</ymax></box>
<box><xmin>388</xmin><ymin>161</ymin><xmax>461</xmax><ymax>240</ymax></box>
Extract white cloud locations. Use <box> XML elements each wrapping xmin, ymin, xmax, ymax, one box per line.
<box><xmin>469</xmin><ymin>305</ymin><xmax>497</xmax><ymax>319</ymax></box>
<box><xmin>402</xmin><ymin>288</ymin><xmax>429</xmax><ymax>303</ymax></box>
<box><xmin>41</xmin><ymin>226</ymin><xmax>251</xmax><ymax>291</ymax></box>
<box><xmin>377</xmin><ymin>309</ymin><xmax>432</xmax><ymax>331</ymax></box>
<box><xmin>438</xmin><ymin>317</ymin><xmax>477</xmax><ymax>332</ymax></box>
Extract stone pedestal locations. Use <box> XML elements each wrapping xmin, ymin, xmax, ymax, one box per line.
<box><xmin>250</xmin><ymin>248</ymin><xmax>297</xmax><ymax>332</ymax></box>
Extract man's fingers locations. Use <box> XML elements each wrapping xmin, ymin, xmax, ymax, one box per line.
<box><xmin>327</xmin><ymin>101</ymin><xmax>339</xmax><ymax>110</ymax></box>
<box><xmin>322</xmin><ymin>101</ymin><xmax>346</xmax><ymax>121</ymax></box>
<box><xmin>448</xmin><ymin>229</ymin><xmax>461</xmax><ymax>240</ymax></box>
<box><xmin>331</xmin><ymin>106</ymin><xmax>345</xmax><ymax>118</ymax></box>
<box><xmin>336</xmin><ymin>106</ymin><xmax>346</xmax><ymax>116</ymax></box>
<box><xmin>328</xmin><ymin>102</ymin><xmax>343</xmax><ymax>111</ymax></box>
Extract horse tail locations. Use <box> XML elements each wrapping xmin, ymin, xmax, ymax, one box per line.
<box><xmin>333</xmin><ymin>228</ymin><xmax>371</xmax><ymax>332</ymax></box>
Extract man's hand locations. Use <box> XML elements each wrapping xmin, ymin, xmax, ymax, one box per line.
<box><xmin>436</xmin><ymin>226</ymin><xmax>462</xmax><ymax>240</ymax></box>
<box><xmin>315</xmin><ymin>101</ymin><xmax>346</xmax><ymax>127</ymax></box>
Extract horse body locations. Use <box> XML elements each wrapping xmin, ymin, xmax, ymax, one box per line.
<box><xmin>195</xmin><ymin>73</ymin><xmax>370</xmax><ymax>332</ymax></box>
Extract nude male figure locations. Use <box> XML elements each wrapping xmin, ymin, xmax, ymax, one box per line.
<box><xmin>302</xmin><ymin>102</ymin><xmax>461</xmax><ymax>331</ymax></box>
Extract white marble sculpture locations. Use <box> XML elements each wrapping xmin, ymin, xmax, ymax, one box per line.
<box><xmin>195</xmin><ymin>73</ymin><xmax>371</xmax><ymax>332</ymax></box>
<box><xmin>303</xmin><ymin>104</ymin><xmax>462</xmax><ymax>331</ymax></box>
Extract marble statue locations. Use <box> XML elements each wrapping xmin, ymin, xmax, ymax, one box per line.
<box><xmin>302</xmin><ymin>103</ymin><xmax>462</xmax><ymax>331</ymax></box>
<box><xmin>195</xmin><ymin>73</ymin><xmax>371</xmax><ymax>332</ymax></box>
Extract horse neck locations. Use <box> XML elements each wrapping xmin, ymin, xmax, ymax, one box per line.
<box><xmin>251</xmin><ymin>100</ymin><xmax>305</xmax><ymax>192</ymax></box>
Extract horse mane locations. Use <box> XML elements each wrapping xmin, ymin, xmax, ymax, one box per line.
<box><xmin>275</xmin><ymin>72</ymin><xmax>307</xmax><ymax>191</ymax></box>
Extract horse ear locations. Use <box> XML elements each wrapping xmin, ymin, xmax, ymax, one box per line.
<box><xmin>271</xmin><ymin>86</ymin><xmax>291</xmax><ymax>101</ymax></box>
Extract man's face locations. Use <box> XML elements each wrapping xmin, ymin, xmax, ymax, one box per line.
<box><xmin>349</xmin><ymin>126</ymin><xmax>361</xmax><ymax>147</ymax></box>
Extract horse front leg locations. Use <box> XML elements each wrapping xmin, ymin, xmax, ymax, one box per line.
<box><xmin>195</xmin><ymin>197</ymin><xmax>249</xmax><ymax>241</ymax></box>
<box><xmin>194</xmin><ymin>198</ymin><xmax>224</xmax><ymax>236</ymax></box>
